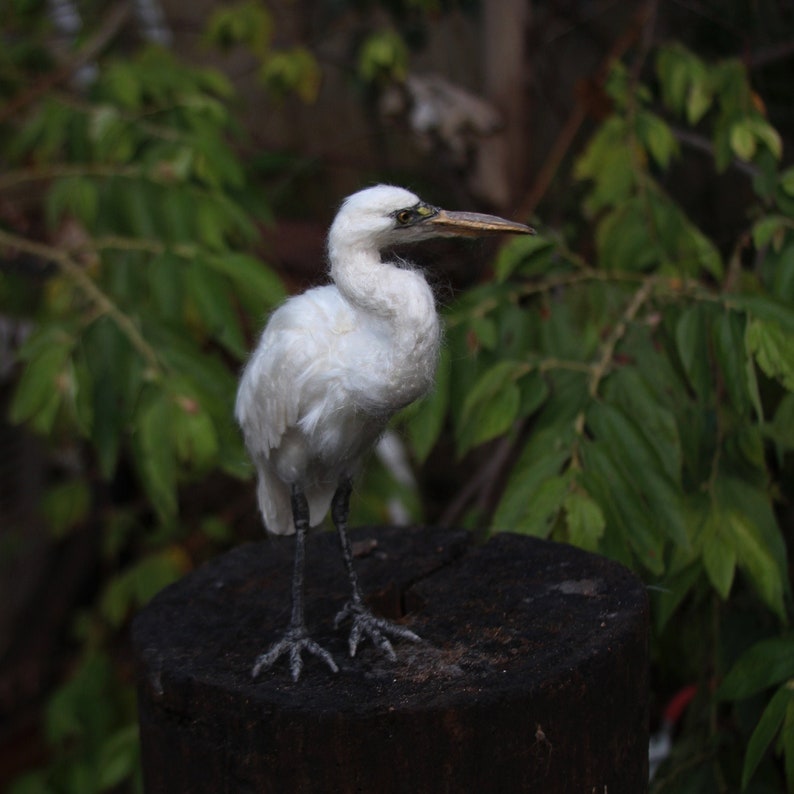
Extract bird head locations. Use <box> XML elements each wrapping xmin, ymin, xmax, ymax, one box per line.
<box><xmin>328</xmin><ymin>185</ymin><xmax>534</xmax><ymax>256</ymax></box>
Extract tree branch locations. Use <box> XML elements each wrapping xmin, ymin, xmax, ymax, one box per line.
<box><xmin>0</xmin><ymin>228</ymin><xmax>161</xmax><ymax>371</ymax></box>
<box><xmin>588</xmin><ymin>275</ymin><xmax>655</xmax><ymax>397</ymax></box>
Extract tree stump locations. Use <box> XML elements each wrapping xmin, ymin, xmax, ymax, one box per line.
<box><xmin>133</xmin><ymin>527</ymin><xmax>649</xmax><ymax>793</ymax></box>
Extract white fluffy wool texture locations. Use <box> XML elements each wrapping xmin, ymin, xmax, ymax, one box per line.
<box><xmin>235</xmin><ymin>186</ymin><xmax>441</xmax><ymax>535</ymax></box>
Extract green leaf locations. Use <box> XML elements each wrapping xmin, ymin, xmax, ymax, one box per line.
<box><xmin>172</xmin><ymin>389</ymin><xmax>220</xmax><ymax>472</ymax></box>
<box><xmin>720</xmin><ymin>637</ymin><xmax>794</xmax><ymax>700</ymax></box>
<box><xmin>493</xmin><ymin>422</ymin><xmax>575</xmax><ymax>530</ymax></box>
<box><xmin>767</xmin><ymin>392</ymin><xmax>794</xmax><ymax>454</ymax></box>
<box><xmin>188</xmin><ymin>260</ymin><xmax>247</xmax><ymax>358</ymax></box>
<box><xmin>40</xmin><ymin>480</ymin><xmax>91</xmax><ymax>537</ymax></box>
<box><xmin>45</xmin><ymin>653</ymin><xmax>113</xmax><ymax>744</ymax></box>
<box><xmin>653</xmin><ymin>560</ymin><xmax>703</xmax><ymax>631</ymax></box>
<box><xmin>260</xmin><ymin>46</ymin><xmax>321</xmax><ymax>103</ymax></box>
<box><xmin>712</xmin><ymin>310</ymin><xmax>749</xmax><ymax>414</ymax></box>
<box><xmin>564</xmin><ymin>489</ymin><xmax>606</xmax><ymax>551</ymax></box>
<box><xmin>148</xmin><ymin>252</ymin><xmax>185</xmax><ymax>318</ymax></box>
<box><xmin>100</xmin><ymin>61</ymin><xmax>142</xmax><ymax>109</ymax></box>
<box><xmin>726</xmin><ymin>508</ymin><xmax>787</xmax><ymax>620</ymax></box>
<box><xmin>518</xmin><ymin>370</ymin><xmax>550</xmax><ymax>420</ymax></box>
<box><xmin>715</xmin><ymin>476</ymin><xmax>789</xmax><ymax>617</ymax></box>
<box><xmin>746</xmin><ymin>318</ymin><xmax>794</xmax><ymax>390</ymax></box>
<box><xmin>81</xmin><ymin>318</ymin><xmax>143</xmax><ymax>479</ymax></box>
<box><xmin>205</xmin><ymin>0</ymin><xmax>273</xmax><ymax>54</ymax></box>
<box><xmin>191</xmin><ymin>133</ymin><xmax>245</xmax><ymax>189</ymax></box>
<box><xmin>637</xmin><ymin>111</ymin><xmax>678</xmax><ymax>169</ymax></box>
<box><xmin>769</xmin><ymin>242</ymin><xmax>794</xmax><ymax>303</ymax></box>
<box><xmin>586</xmin><ymin>401</ymin><xmax>688</xmax><ymax>550</ymax></box>
<box><xmin>574</xmin><ymin>117</ymin><xmax>635</xmax><ymax>214</ymax></box>
<box><xmin>133</xmin><ymin>386</ymin><xmax>178</xmax><ymax>521</ymax></box>
<box><xmin>494</xmin><ymin>234</ymin><xmax>556</xmax><ymax>282</ymax></box>
<box><xmin>700</xmin><ymin>506</ymin><xmax>736</xmax><ymax>599</ymax></box>
<box><xmin>656</xmin><ymin>44</ymin><xmax>691</xmax><ymax>115</ymax></box>
<box><xmin>7</xmin><ymin>770</ymin><xmax>52</xmax><ymax>794</ymax></box>
<box><xmin>783</xmin><ymin>698</ymin><xmax>794</xmax><ymax>794</ymax></box>
<box><xmin>205</xmin><ymin>252</ymin><xmax>286</xmax><ymax>310</ymax></box>
<box><xmin>45</xmin><ymin>176</ymin><xmax>98</xmax><ymax>228</ymax></box>
<box><xmin>742</xmin><ymin>684</ymin><xmax>794</xmax><ymax>790</ymax></box>
<box><xmin>469</xmin><ymin>316</ymin><xmax>498</xmax><ymax>350</ymax></box>
<box><xmin>357</xmin><ymin>30</ymin><xmax>408</xmax><ymax>83</ymax></box>
<box><xmin>730</xmin><ymin>120</ymin><xmax>758</xmax><ymax>161</ymax></box>
<box><xmin>100</xmin><ymin>549</ymin><xmax>187</xmax><ymax>626</ymax></box>
<box><xmin>656</xmin><ymin>43</ymin><xmax>713</xmax><ymax>123</ymax></box>
<box><xmin>513</xmin><ymin>472</ymin><xmax>571</xmax><ymax>538</ymax></box>
<box><xmin>457</xmin><ymin>361</ymin><xmax>526</xmax><ymax>454</ymax></box>
<box><xmin>405</xmin><ymin>346</ymin><xmax>449</xmax><ymax>463</ymax></box>
<box><xmin>602</xmin><ymin>366</ymin><xmax>682</xmax><ymax>483</ymax></box>
<box><xmin>734</xmin><ymin>294</ymin><xmax>794</xmax><ymax>333</ymax></box>
<box><xmin>676</xmin><ymin>303</ymin><xmax>712</xmax><ymax>400</ymax></box>
<box><xmin>97</xmin><ymin>724</ymin><xmax>140</xmax><ymax>790</ymax></box>
<box><xmin>749</xmin><ymin>117</ymin><xmax>783</xmax><ymax>161</ymax></box>
<box><xmin>595</xmin><ymin>200</ymin><xmax>658</xmax><ymax>271</ymax></box>
<box><xmin>752</xmin><ymin>215</ymin><xmax>790</xmax><ymax>251</ymax></box>
<box><xmin>687</xmin><ymin>78</ymin><xmax>713</xmax><ymax>125</ymax></box>
<box><xmin>9</xmin><ymin>336</ymin><xmax>72</xmax><ymax>431</ymax></box>
<box><xmin>580</xmin><ymin>440</ymin><xmax>664</xmax><ymax>573</ymax></box>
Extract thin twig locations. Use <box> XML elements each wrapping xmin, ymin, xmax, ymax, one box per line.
<box><xmin>0</xmin><ymin>164</ymin><xmax>141</xmax><ymax>193</ymax></box>
<box><xmin>514</xmin><ymin>3</ymin><xmax>654</xmax><ymax>219</ymax></box>
<box><xmin>445</xmin><ymin>267</ymin><xmax>644</xmax><ymax>329</ymax></box>
<box><xmin>0</xmin><ymin>228</ymin><xmax>161</xmax><ymax>371</ymax></box>
<box><xmin>589</xmin><ymin>275</ymin><xmax>656</xmax><ymax>397</ymax></box>
<box><xmin>439</xmin><ymin>434</ymin><xmax>514</xmax><ymax>528</ymax></box>
<box><xmin>672</xmin><ymin>126</ymin><xmax>760</xmax><ymax>179</ymax></box>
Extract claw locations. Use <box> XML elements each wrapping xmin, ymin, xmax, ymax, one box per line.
<box><xmin>335</xmin><ymin>601</ymin><xmax>420</xmax><ymax>659</ymax></box>
<box><xmin>252</xmin><ymin>627</ymin><xmax>339</xmax><ymax>682</ymax></box>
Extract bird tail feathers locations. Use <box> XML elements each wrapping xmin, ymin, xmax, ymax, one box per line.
<box><xmin>254</xmin><ymin>464</ymin><xmax>336</xmax><ymax>535</ymax></box>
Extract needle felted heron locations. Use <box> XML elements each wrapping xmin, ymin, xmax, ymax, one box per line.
<box><xmin>235</xmin><ymin>184</ymin><xmax>534</xmax><ymax>681</ymax></box>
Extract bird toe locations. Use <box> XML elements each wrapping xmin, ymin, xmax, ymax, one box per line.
<box><xmin>336</xmin><ymin>601</ymin><xmax>419</xmax><ymax>661</ymax></box>
<box><xmin>252</xmin><ymin>629</ymin><xmax>338</xmax><ymax>681</ymax></box>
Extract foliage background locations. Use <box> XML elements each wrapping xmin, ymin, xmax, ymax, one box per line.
<box><xmin>1</xmin><ymin>1</ymin><xmax>794</xmax><ymax>792</ymax></box>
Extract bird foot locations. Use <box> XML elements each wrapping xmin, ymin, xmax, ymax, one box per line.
<box><xmin>252</xmin><ymin>626</ymin><xmax>339</xmax><ymax>682</ymax></box>
<box><xmin>334</xmin><ymin>601</ymin><xmax>420</xmax><ymax>660</ymax></box>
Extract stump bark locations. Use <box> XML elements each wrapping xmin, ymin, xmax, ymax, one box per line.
<box><xmin>133</xmin><ymin>527</ymin><xmax>649</xmax><ymax>793</ymax></box>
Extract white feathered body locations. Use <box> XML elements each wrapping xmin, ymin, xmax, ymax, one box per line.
<box><xmin>235</xmin><ymin>187</ymin><xmax>441</xmax><ymax>535</ymax></box>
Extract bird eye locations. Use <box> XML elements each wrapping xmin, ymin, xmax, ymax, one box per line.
<box><xmin>396</xmin><ymin>210</ymin><xmax>413</xmax><ymax>225</ymax></box>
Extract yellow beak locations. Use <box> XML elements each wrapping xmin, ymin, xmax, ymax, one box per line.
<box><xmin>427</xmin><ymin>209</ymin><xmax>535</xmax><ymax>238</ymax></box>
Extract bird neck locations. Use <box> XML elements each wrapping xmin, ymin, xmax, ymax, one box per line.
<box><xmin>329</xmin><ymin>242</ymin><xmax>441</xmax><ymax>411</ymax></box>
<box><xmin>329</xmin><ymin>245</ymin><xmax>432</xmax><ymax>324</ymax></box>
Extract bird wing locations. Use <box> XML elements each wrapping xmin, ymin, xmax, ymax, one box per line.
<box><xmin>235</xmin><ymin>286</ymin><xmax>352</xmax><ymax>534</ymax></box>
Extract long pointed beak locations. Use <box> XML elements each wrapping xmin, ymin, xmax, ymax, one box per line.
<box><xmin>427</xmin><ymin>209</ymin><xmax>535</xmax><ymax>238</ymax></box>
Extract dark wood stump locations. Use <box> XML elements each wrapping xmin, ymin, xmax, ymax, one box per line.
<box><xmin>133</xmin><ymin>527</ymin><xmax>649</xmax><ymax>793</ymax></box>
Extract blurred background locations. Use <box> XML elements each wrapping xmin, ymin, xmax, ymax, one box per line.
<box><xmin>1</xmin><ymin>1</ymin><xmax>794</xmax><ymax>791</ymax></box>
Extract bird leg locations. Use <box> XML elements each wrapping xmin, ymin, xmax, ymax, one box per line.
<box><xmin>332</xmin><ymin>478</ymin><xmax>420</xmax><ymax>660</ymax></box>
<box><xmin>252</xmin><ymin>485</ymin><xmax>339</xmax><ymax>682</ymax></box>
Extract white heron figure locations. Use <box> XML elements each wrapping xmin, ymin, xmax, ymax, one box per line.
<box><xmin>235</xmin><ymin>184</ymin><xmax>534</xmax><ymax>681</ymax></box>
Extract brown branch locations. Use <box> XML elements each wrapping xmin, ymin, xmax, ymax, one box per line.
<box><xmin>0</xmin><ymin>228</ymin><xmax>161</xmax><ymax>371</ymax></box>
<box><xmin>588</xmin><ymin>275</ymin><xmax>655</xmax><ymax>397</ymax></box>
<box><xmin>0</xmin><ymin>164</ymin><xmax>141</xmax><ymax>193</ymax></box>
<box><xmin>671</xmin><ymin>126</ymin><xmax>761</xmax><ymax>179</ymax></box>
<box><xmin>515</xmin><ymin>2</ymin><xmax>654</xmax><ymax>219</ymax></box>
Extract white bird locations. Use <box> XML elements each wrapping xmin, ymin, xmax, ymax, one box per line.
<box><xmin>235</xmin><ymin>184</ymin><xmax>533</xmax><ymax>681</ymax></box>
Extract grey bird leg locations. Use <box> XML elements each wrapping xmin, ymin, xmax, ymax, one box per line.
<box><xmin>332</xmin><ymin>478</ymin><xmax>420</xmax><ymax>659</ymax></box>
<box><xmin>252</xmin><ymin>485</ymin><xmax>339</xmax><ymax>682</ymax></box>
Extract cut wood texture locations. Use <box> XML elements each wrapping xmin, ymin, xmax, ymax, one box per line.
<box><xmin>133</xmin><ymin>527</ymin><xmax>649</xmax><ymax>793</ymax></box>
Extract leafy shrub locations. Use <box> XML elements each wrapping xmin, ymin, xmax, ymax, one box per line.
<box><xmin>405</xmin><ymin>43</ymin><xmax>794</xmax><ymax>791</ymax></box>
<box><xmin>2</xmin><ymin>9</ymin><xmax>282</xmax><ymax>792</ymax></box>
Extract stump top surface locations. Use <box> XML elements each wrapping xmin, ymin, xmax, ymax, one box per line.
<box><xmin>133</xmin><ymin>527</ymin><xmax>647</xmax><ymax>716</ymax></box>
